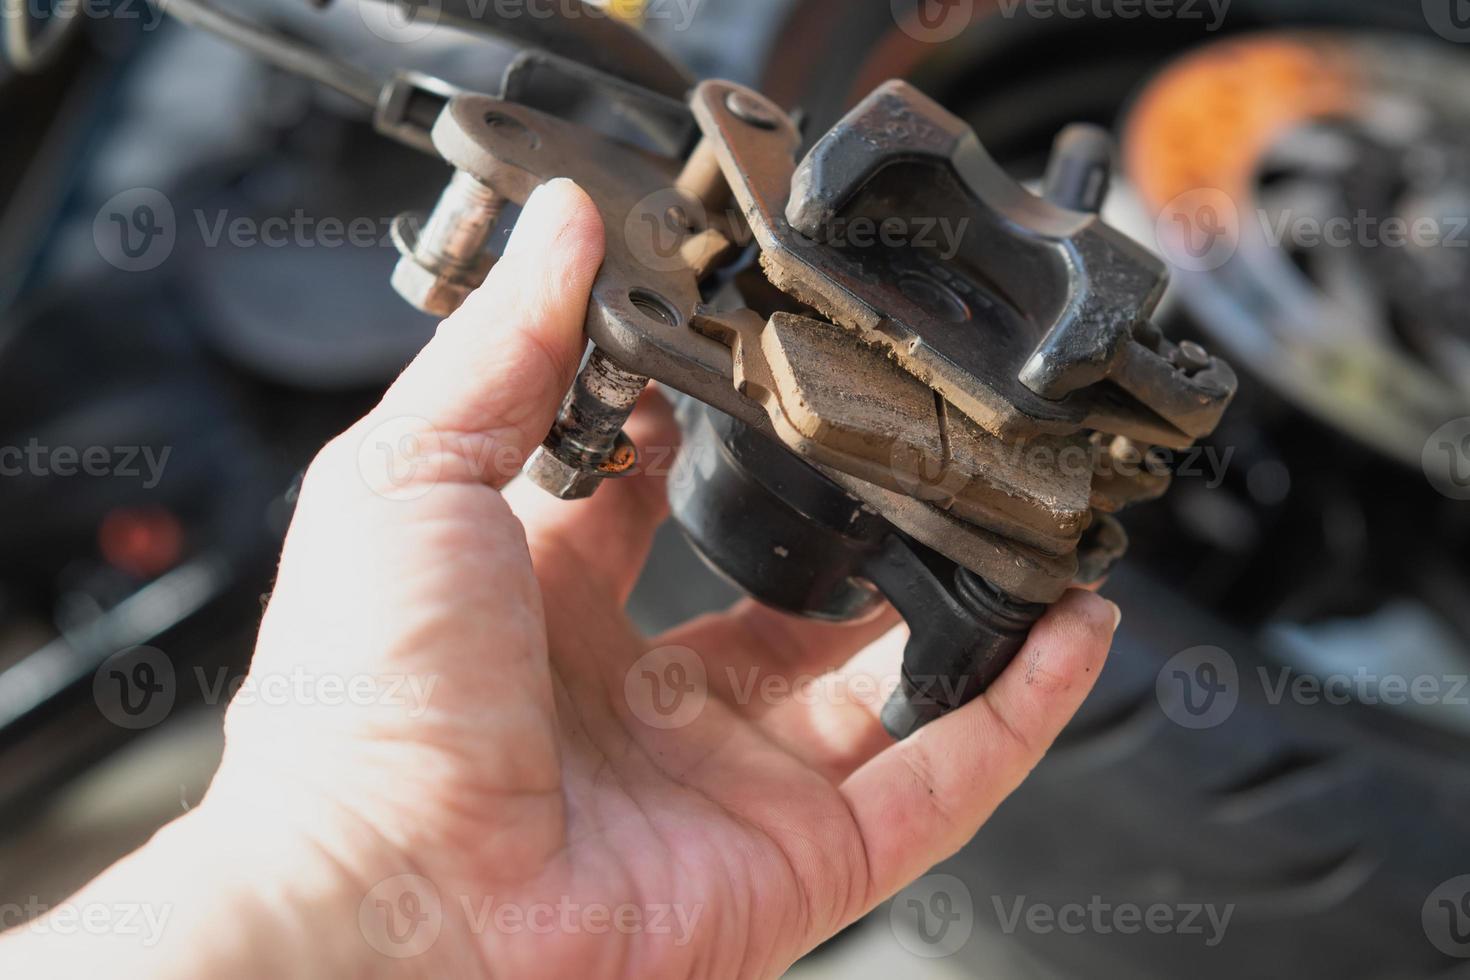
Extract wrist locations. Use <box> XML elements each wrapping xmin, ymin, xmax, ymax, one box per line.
<box><xmin>0</xmin><ymin>785</ymin><xmax>478</xmax><ymax>979</ymax></box>
<box><xmin>170</xmin><ymin>778</ymin><xmax>485</xmax><ymax>979</ymax></box>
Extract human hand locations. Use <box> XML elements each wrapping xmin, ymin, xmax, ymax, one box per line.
<box><xmin>2</xmin><ymin>178</ymin><xmax>1118</xmax><ymax>979</ymax></box>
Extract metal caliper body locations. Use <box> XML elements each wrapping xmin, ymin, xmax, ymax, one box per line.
<box><xmin>391</xmin><ymin>76</ymin><xmax>1237</xmax><ymax>738</ymax></box>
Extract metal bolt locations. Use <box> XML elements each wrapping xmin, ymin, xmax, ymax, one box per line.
<box><xmin>724</xmin><ymin>90</ymin><xmax>780</xmax><ymax>131</ymax></box>
<box><xmin>391</xmin><ymin>169</ymin><xmax>505</xmax><ymax>317</ymax></box>
<box><xmin>1042</xmin><ymin>123</ymin><xmax>1114</xmax><ymax>214</ymax></box>
<box><xmin>524</xmin><ymin>446</ymin><xmax>607</xmax><ymax>500</ymax></box>
<box><xmin>526</xmin><ymin>349</ymin><xmax>648</xmax><ymax>500</ymax></box>
<box><xmin>1173</xmin><ymin>340</ymin><xmax>1212</xmax><ymax>374</ymax></box>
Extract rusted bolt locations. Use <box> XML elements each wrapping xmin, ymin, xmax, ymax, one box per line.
<box><xmin>391</xmin><ymin>169</ymin><xmax>504</xmax><ymax>317</ymax></box>
<box><xmin>526</xmin><ymin>349</ymin><xmax>647</xmax><ymax>500</ymax></box>
<box><xmin>524</xmin><ymin>446</ymin><xmax>605</xmax><ymax>500</ymax></box>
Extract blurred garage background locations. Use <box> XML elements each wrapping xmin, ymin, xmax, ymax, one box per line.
<box><xmin>2</xmin><ymin>1</ymin><xmax>1470</xmax><ymax>976</ymax></box>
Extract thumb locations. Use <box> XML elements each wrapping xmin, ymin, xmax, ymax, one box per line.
<box><xmin>226</xmin><ymin>179</ymin><xmax>603</xmax><ymax>780</ymax></box>
<box><xmin>369</xmin><ymin>177</ymin><xmax>605</xmax><ymax>489</ymax></box>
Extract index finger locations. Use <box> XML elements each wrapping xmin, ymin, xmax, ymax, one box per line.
<box><xmin>839</xmin><ymin>589</ymin><xmax>1118</xmax><ymax>902</ymax></box>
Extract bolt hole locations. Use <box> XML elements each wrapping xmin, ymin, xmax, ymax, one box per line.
<box><xmin>629</xmin><ymin>288</ymin><xmax>679</xmax><ymax>328</ymax></box>
<box><xmin>482</xmin><ymin>110</ymin><xmax>540</xmax><ymax>150</ymax></box>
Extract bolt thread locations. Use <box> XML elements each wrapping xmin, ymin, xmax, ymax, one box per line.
<box><xmin>417</xmin><ymin>170</ymin><xmax>504</xmax><ymax>271</ymax></box>
<box><xmin>552</xmin><ymin>349</ymin><xmax>649</xmax><ymax>463</ymax></box>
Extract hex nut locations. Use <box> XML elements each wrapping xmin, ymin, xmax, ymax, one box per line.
<box><xmin>525</xmin><ymin>446</ymin><xmax>604</xmax><ymax>500</ymax></box>
<box><xmin>389</xmin><ymin>210</ymin><xmax>494</xmax><ymax>318</ymax></box>
<box><xmin>391</xmin><ymin>255</ymin><xmax>476</xmax><ymax>319</ymax></box>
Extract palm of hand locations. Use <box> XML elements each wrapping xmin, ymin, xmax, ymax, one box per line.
<box><xmin>208</xmin><ymin>180</ymin><xmax>1115</xmax><ymax>979</ymax></box>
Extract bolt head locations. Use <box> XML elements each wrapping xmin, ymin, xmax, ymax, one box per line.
<box><xmin>724</xmin><ymin>90</ymin><xmax>780</xmax><ymax>130</ymax></box>
<box><xmin>1173</xmin><ymin>340</ymin><xmax>1212</xmax><ymax>374</ymax></box>
<box><xmin>525</xmin><ymin>446</ymin><xmax>604</xmax><ymax>500</ymax></box>
<box><xmin>391</xmin><ymin>256</ymin><xmax>475</xmax><ymax>319</ymax></box>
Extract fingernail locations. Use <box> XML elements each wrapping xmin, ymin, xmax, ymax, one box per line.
<box><xmin>503</xmin><ymin>181</ymin><xmax>560</xmax><ymax>256</ymax></box>
<box><xmin>522</xmin><ymin>181</ymin><xmax>549</xmax><ymax>212</ymax></box>
<box><xmin>1106</xmin><ymin>600</ymin><xmax>1122</xmax><ymax>632</ymax></box>
<box><xmin>523</xmin><ymin>177</ymin><xmax>574</xmax><ymax>215</ymax></box>
<box><xmin>517</xmin><ymin>180</ymin><xmax>553</xmax><ymax>222</ymax></box>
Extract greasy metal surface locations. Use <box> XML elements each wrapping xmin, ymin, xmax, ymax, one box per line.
<box><xmin>430</xmin><ymin>92</ymin><xmax>741</xmax><ymax>416</ymax></box>
<box><xmin>691</xmin><ymin>79</ymin><xmax>1235</xmax><ymax>450</ymax></box>
<box><xmin>149</xmin><ymin>0</ymin><xmax>1240</xmax><ymax>738</ymax></box>
<box><xmin>428</xmin><ymin>90</ymin><xmax>1056</xmax><ymax>586</ymax></box>
<box><xmin>818</xmin><ymin>469</ymin><xmax>1077</xmax><ymax>603</ymax></box>
<box><xmin>529</xmin><ymin>350</ymin><xmax>647</xmax><ymax>499</ymax></box>
<box><xmin>1074</xmin><ymin>512</ymin><xmax>1129</xmax><ymax>585</ymax></box>
<box><xmin>878</xmin><ymin>554</ymin><xmax>1047</xmax><ymax>739</ymax></box>
<box><xmin>423</xmin><ymin>79</ymin><xmax>1233</xmax><ymax>605</ymax></box>
<box><xmin>1088</xmin><ymin>436</ymin><xmax>1172</xmax><ymax>514</ymax></box>
<box><xmin>554</xmin><ymin>350</ymin><xmax>649</xmax><ymax>461</ymax></box>
<box><xmin>526</xmin><ymin>431</ymin><xmax>637</xmax><ymax>500</ymax></box>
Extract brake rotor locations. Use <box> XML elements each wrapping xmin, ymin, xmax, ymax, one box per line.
<box><xmin>1123</xmin><ymin>30</ymin><xmax>1470</xmax><ymax>470</ymax></box>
